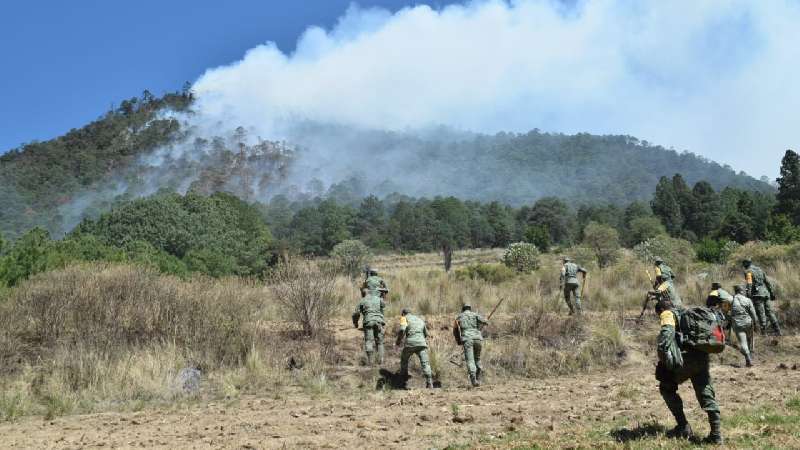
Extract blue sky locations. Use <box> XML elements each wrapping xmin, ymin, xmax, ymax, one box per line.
<box><xmin>0</xmin><ymin>0</ymin><xmax>458</xmax><ymax>152</ymax></box>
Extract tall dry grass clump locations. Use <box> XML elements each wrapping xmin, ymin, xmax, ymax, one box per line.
<box><xmin>3</xmin><ymin>263</ymin><xmax>261</xmax><ymax>367</ymax></box>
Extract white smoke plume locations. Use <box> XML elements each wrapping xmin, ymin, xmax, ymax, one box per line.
<box><xmin>189</xmin><ymin>0</ymin><xmax>800</xmax><ymax>179</ymax></box>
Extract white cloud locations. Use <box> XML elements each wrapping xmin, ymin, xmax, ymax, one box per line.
<box><xmin>191</xmin><ymin>0</ymin><xmax>800</xmax><ymax>178</ymax></box>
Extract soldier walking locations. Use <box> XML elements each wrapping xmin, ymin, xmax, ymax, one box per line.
<box><xmin>654</xmin><ymin>297</ymin><xmax>723</xmax><ymax>444</ymax></box>
<box><xmin>719</xmin><ymin>285</ymin><xmax>758</xmax><ymax>367</ymax></box>
<box><xmin>352</xmin><ymin>289</ymin><xmax>386</xmax><ymax>365</ymax></box>
<box><xmin>454</xmin><ymin>304</ymin><xmax>488</xmax><ymax>387</ymax></box>
<box><xmin>742</xmin><ymin>258</ymin><xmax>781</xmax><ymax>336</ymax></box>
<box><xmin>395</xmin><ymin>308</ymin><xmax>433</xmax><ymax>389</ymax></box>
<box><xmin>560</xmin><ymin>257</ymin><xmax>587</xmax><ymax>315</ymax></box>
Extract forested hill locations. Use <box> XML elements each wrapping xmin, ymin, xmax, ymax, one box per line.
<box><xmin>0</xmin><ymin>91</ymin><xmax>773</xmax><ymax>239</ymax></box>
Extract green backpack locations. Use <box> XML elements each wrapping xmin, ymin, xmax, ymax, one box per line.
<box><xmin>677</xmin><ymin>307</ymin><xmax>726</xmax><ymax>354</ymax></box>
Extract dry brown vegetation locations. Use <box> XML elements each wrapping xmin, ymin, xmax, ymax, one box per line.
<box><xmin>0</xmin><ymin>247</ymin><xmax>798</xmax><ymax>448</ymax></box>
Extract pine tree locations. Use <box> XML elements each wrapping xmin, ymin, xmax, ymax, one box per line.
<box><xmin>775</xmin><ymin>149</ymin><xmax>800</xmax><ymax>225</ymax></box>
<box><xmin>651</xmin><ymin>176</ymin><xmax>683</xmax><ymax>236</ymax></box>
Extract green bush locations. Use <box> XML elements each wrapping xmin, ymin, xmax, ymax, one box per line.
<box><xmin>695</xmin><ymin>238</ymin><xmax>741</xmax><ymax>263</ymax></box>
<box><xmin>329</xmin><ymin>240</ymin><xmax>372</xmax><ymax>279</ymax></box>
<box><xmin>455</xmin><ymin>263</ymin><xmax>516</xmax><ymax>284</ymax></box>
<box><xmin>502</xmin><ymin>242</ymin><xmax>540</xmax><ymax>273</ymax></box>
<box><xmin>582</xmin><ymin>221</ymin><xmax>620</xmax><ymax>268</ymax></box>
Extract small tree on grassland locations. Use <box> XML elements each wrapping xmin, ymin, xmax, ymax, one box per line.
<box><xmin>270</xmin><ymin>260</ymin><xmax>343</xmax><ymax>337</ymax></box>
<box><xmin>583</xmin><ymin>221</ymin><xmax>620</xmax><ymax>268</ymax></box>
<box><xmin>330</xmin><ymin>240</ymin><xmax>371</xmax><ymax>279</ymax></box>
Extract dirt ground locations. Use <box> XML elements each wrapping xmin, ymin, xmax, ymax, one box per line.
<box><xmin>2</xmin><ymin>326</ymin><xmax>799</xmax><ymax>449</ymax></box>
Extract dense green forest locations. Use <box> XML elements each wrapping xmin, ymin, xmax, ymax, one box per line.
<box><xmin>0</xmin><ymin>92</ymin><xmax>773</xmax><ymax>240</ymax></box>
<box><xmin>1</xmin><ymin>147</ymin><xmax>799</xmax><ymax>287</ymax></box>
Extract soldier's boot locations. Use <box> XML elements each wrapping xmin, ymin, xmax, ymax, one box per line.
<box><xmin>666</xmin><ymin>410</ymin><xmax>692</xmax><ymax>440</ymax></box>
<box><xmin>475</xmin><ymin>367</ymin><xmax>483</xmax><ymax>382</ymax></box>
<box><xmin>425</xmin><ymin>376</ymin><xmax>434</xmax><ymax>389</ymax></box>
<box><xmin>702</xmin><ymin>413</ymin><xmax>723</xmax><ymax>445</ymax></box>
<box><xmin>745</xmin><ymin>354</ymin><xmax>753</xmax><ymax>367</ymax></box>
<box><xmin>666</xmin><ymin>422</ymin><xmax>693</xmax><ymax>440</ymax></box>
<box><xmin>774</xmin><ymin>324</ymin><xmax>783</xmax><ymax>337</ymax></box>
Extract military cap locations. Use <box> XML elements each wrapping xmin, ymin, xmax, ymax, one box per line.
<box><xmin>461</xmin><ymin>303</ymin><xmax>471</xmax><ymax>311</ymax></box>
<box><xmin>401</xmin><ymin>308</ymin><xmax>411</xmax><ymax>315</ymax></box>
<box><xmin>654</xmin><ymin>257</ymin><xmax>664</xmax><ymax>264</ymax></box>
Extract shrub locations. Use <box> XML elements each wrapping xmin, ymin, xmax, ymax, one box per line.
<box><xmin>330</xmin><ymin>240</ymin><xmax>371</xmax><ymax>279</ymax></box>
<box><xmin>455</xmin><ymin>263</ymin><xmax>516</xmax><ymax>285</ymax></box>
<box><xmin>269</xmin><ymin>259</ymin><xmax>343</xmax><ymax>337</ymax></box>
<box><xmin>502</xmin><ymin>242</ymin><xmax>540</xmax><ymax>273</ymax></box>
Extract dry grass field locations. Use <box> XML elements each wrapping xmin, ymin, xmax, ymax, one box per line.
<box><xmin>0</xmin><ymin>247</ymin><xmax>798</xmax><ymax>448</ymax></box>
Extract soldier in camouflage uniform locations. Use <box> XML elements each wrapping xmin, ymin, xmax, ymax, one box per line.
<box><xmin>655</xmin><ymin>297</ymin><xmax>723</xmax><ymax>444</ymax></box>
<box><xmin>454</xmin><ymin>304</ymin><xmax>489</xmax><ymax>387</ymax></box>
<box><xmin>395</xmin><ymin>308</ymin><xmax>433</xmax><ymax>388</ymax></box>
<box><xmin>361</xmin><ymin>269</ymin><xmax>388</xmax><ymax>298</ymax></box>
<box><xmin>719</xmin><ymin>285</ymin><xmax>757</xmax><ymax>367</ymax></box>
<box><xmin>742</xmin><ymin>258</ymin><xmax>781</xmax><ymax>336</ymax></box>
<box><xmin>653</xmin><ymin>257</ymin><xmax>675</xmax><ymax>285</ymax></box>
<box><xmin>352</xmin><ymin>288</ymin><xmax>387</xmax><ymax>365</ymax></box>
<box><xmin>559</xmin><ymin>257</ymin><xmax>587</xmax><ymax>315</ymax></box>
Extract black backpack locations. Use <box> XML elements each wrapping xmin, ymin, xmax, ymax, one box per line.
<box><xmin>676</xmin><ymin>307</ymin><xmax>726</xmax><ymax>354</ymax></box>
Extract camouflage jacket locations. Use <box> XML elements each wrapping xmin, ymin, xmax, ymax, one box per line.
<box><xmin>352</xmin><ymin>295</ymin><xmax>385</xmax><ymax>326</ymax></box>
<box><xmin>362</xmin><ymin>275</ymin><xmax>388</xmax><ymax>296</ymax></box>
<box><xmin>455</xmin><ymin>310</ymin><xmax>488</xmax><ymax>342</ymax></box>
<box><xmin>745</xmin><ymin>265</ymin><xmax>771</xmax><ymax>298</ymax></box>
<box><xmin>399</xmin><ymin>314</ymin><xmax>428</xmax><ymax>348</ymax></box>
<box><xmin>722</xmin><ymin>294</ymin><xmax>757</xmax><ymax>330</ymax></box>
<box><xmin>560</xmin><ymin>262</ymin><xmax>586</xmax><ymax>285</ymax></box>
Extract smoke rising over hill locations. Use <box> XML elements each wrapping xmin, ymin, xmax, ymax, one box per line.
<box><xmin>189</xmin><ymin>0</ymin><xmax>799</xmax><ymax>179</ymax></box>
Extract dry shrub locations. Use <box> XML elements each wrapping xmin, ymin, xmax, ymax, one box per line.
<box><xmin>492</xmin><ymin>310</ymin><xmax>626</xmax><ymax>378</ymax></box>
<box><xmin>3</xmin><ymin>263</ymin><xmax>260</xmax><ymax>367</ymax></box>
<box><xmin>270</xmin><ymin>259</ymin><xmax>344</xmax><ymax>337</ymax></box>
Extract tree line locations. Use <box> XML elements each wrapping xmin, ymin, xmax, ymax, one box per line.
<box><xmin>1</xmin><ymin>149</ymin><xmax>798</xmax><ymax>287</ymax></box>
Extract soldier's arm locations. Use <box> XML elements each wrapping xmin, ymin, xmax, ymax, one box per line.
<box><xmin>578</xmin><ymin>266</ymin><xmax>587</xmax><ymax>275</ymax></box>
<box><xmin>395</xmin><ymin>316</ymin><xmax>407</xmax><ymax>346</ymax></box>
<box><xmin>746</xmin><ymin>301</ymin><xmax>758</xmax><ymax>326</ymax></box>
<box><xmin>559</xmin><ymin>267</ymin><xmax>565</xmax><ymax>285</ymax></box>
<box><xmin>477</xmin><ymin>314</ymin><xmax>488</xmax><ymax>327</ymax></box>
<box><xmin>656</xmin><ymin>310</ymin><xmax>677</xmax><ymax>354</ymax></box>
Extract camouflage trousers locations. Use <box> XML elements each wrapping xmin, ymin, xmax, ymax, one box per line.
<box><xmin>731</xmin><ymin>326</ymin><xmax>753</xmax><ymax>360</ymax></box>
<box><xmin>462</xmin><ymin>339</ymin><xmax>483</xmax><ymax>379</ymax></box>
<box><xmin>563</xmin><ymin>283</ymin><xmax>582</xmax><ymax>314</ymax></box>
<box><xmin>752</xmin><ymin>296</ymin><xmax>781</xmax><ymax>334</ymax></box>
<box><xmin>656</xmin><ymin>351</ymin><xmax>719</xmax><ymax>426</ymax></box>
<box><xmin>362</xmin><ymin>322</ymin><xmax>384</xmax><ymax>365</ymax></box>
<box><xmin>400</xmin><ymin>346</ymin><xmax>432</xmax><ymax>379</ymax></box>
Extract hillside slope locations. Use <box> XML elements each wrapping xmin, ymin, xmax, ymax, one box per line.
<box><xmin>0</xmin><ymin>94</ymin><xmax>773</xmax><ymax>239</ymax></box>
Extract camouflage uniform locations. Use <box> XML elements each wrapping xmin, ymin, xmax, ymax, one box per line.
<box><xmin>352</xmin><ymin>294</ymin><xmax>386</xmax><ymax>365</ymax></box>
<box><xmin>654</xmin><ymin>261</ymin><xmax>675</xmax><ymax>284</ymax></box>
<box><xmin>455</xmin><ymin>306</ymin><xmax>488</xmax><ymax>387</ymax></box>
<box><xmin>559</xmin><ymin>259</ymin><xmax>587</xmax><ymax>315</ymax></box>
<box><xmin>743</xmin><ymin>262</ymin><xmax>781</xmax><ymax>335</ymax></box>
<box><xmin>721</xmin><ymin>287</ymin><xmax>757</xmax><ymax>367</ymax></box>
<box><xmin>396</xmin><ymin>310</ymin><xmax>433</xmax><ymax>388</ymax></box>
<box><xmin>655</xmin><ymin>304</ymin><xmax>721</xmax><ymax>443</ymax></box>
<box><xmin>655</xmin><ymin>281</ymin><xmax>683</xmax><ymax>308</ymax></box>
<box><xmin>361</xmin><ymin>274</ymin><xmax>388</xmax><ymax>298</ymax></box>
